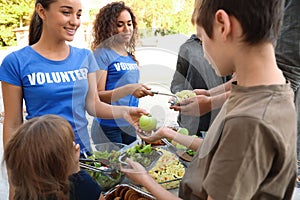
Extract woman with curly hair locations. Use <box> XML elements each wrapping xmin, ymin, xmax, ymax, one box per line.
<box><xmin>90</xmin><ymin>1</ymin><xmax>153</xmax><ymax>145</ymax></box>
<box><xmin>4</xmin><ymin>115</ymin><xmax>102</xmax><ymax>200</ymax></box>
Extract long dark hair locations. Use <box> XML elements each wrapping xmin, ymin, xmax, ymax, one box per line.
<box><xmin>29</xmin><ymin>0</ymin><xmax>57</xmax><ymax>45</ymax></box>
<box><xmin>91</xmin><ymin>1</ymin><xmax>138</xmax><ymax>63</ymax></box>
<box><xmin>4</xmin><ymin>115</ymin><xmax>76</xmax><ymax>200</ymax></box>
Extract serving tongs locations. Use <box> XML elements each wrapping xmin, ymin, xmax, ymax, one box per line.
<box><xmin>80</xmin><ymin>162</ymin><xmax>123</xmax><ymax>181</ymax></box>
<box><xmin>161</xmin><ymin>138</ymin><xmax>178</xmax><ymax>154</ymax></box>
<box><xmin>151</xmin><ymin>90</ymin><xmax>176</xmax><ymax>97</ymax></box>
<box><xmin>79</xmin><ymin>157</ymin><xmax>110</xmax><ymax>166</ymax></box>
<box><xmin>79</xmin><ymin>157</ymin><xmax>120</xmax><ymax>175</ymax></box>
<box><xmin>79</xmin><ymin>162</ymin><xmax>110</xmax><ymax>172</ymax></box>
<box><xmin>79</xmin><ymin>158</ymin><xmax>111</xmax><ymax>170</ymax></box>
<box><xmin>79</xmin><ymin>162</ymin><xmax>122</xmax><ymax>180</ymax></box>
<box><xmin>151</xmin><ymin>90</ymin><xmax>178</xmax><ymax>105</ymax></box>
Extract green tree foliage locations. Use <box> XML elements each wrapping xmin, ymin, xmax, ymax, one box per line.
<box><xmin>0</xmin><ymin>0</ymin><xmax>34</xmax><ymax>46</ymax></box>
<box><xmin>125</xmin><ymin>0</ymin><xmax>194</xmax><ymax>37</ymax></box>
<box><xmin>0</xmin><ymin>0</ymin><xmax>194</xmax><ymax>47</ymax></box>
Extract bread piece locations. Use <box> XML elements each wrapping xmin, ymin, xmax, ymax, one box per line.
<box><xmin>124</xmin><ymin>189</ymin><xmax>137</xmax><ymax>200</ymax></box>
<box><xmin>128</xmin><ymin>192</ymin><xmax>141</xmax><ymax>200</ymax></box>
<box><xmin>119</xmin><ymin>187</ymin><xmax>129</xmax><ymax>199</ymax></box>
<box><xmin>114</xmin><ymin>185</ymin><xmax>124</xmax><ymax>197</ymax></box>
<box><xmin>104</xmin><ymin>193</ymin><xmax>115</xmax><ymax>200</ymax></box>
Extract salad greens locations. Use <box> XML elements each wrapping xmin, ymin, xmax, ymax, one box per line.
<box><xmin>123</xmin><ymin>144</ymin><xmax>161</xmax><ymax>168</ymax></box>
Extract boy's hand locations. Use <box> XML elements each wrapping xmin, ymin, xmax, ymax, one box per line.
<box><xmin>193</xmin><ymin>89</ymin><xmax>210</xmax><ymax>96</ymax></box>
<box><xmin>136</xmin><ymin>127</ymin><xmax>164</xmax><ymax>143</ymax></box>
<box><xmin>137</xmin><ymin>126</ymin><xmax>175</xmax><ymax>144</ymax></box>
<box><xmin>121</xmin><ymin>158</ymin><xmax>148</xmax><ymax>185</ymax></box>
<box><xmin>170</xmin><ymin>95</ymin><xmax>212</xmax><ymax>116</ymax></box>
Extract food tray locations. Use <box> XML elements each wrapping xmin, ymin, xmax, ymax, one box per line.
<box><xmin>176</xmin><ymin>149</ymin><xmax>194</xmax><ymax>162</ymax></box>
<box><xmin>104</xmin><ymin>183</ymin><xmax>155</xmax><ymax>200</ymax></box>
<box><xmin>158</xmin><ymin>178</ymin><xmax>182</xmax><ymax>190</ymax></box>
<box><xmin>119</xmin><ymin>148</ymin><xmax>162</xmax><ymax>171</ymax></box>
<box><xmin>80</xmin><ymin>142</ymin><xmax>127</xmax><ymax>191</ymax></box>
<box><xmin>80</xmin><ymin>161</ymin><xmax>125</xmax><ymax>191</ymax></box>
<box><xmin>148</xmin><ymin>147</ymin><xmax>186</xmax><ymax>190</ymax></box>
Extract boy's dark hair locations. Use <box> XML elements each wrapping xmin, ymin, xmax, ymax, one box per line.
<box><xmin>196</xmin><ymin>0</ymin><xmax>284</xmax><ymax>45</ymax></box>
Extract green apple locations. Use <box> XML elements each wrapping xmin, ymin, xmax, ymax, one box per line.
<box><xmin>172</xmin><ymin>127</ymin><xmax>189</xmax><ymax>147</ymax></box>
<box><xmin>139</xmin><ymin>115</ymin><xmax>157</xmax><ymax>132</ymax></box>
<box><xmin>177</xmin><ymin>127</ymin><xmax>189</xmax><ymax>135</ymax></box>
<box><xmin>176</xmin><ymin>143</ymin><xmax>186</xmax><ymax>149</ymax></box>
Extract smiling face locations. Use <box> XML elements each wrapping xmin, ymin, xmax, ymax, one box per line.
<box><xmin>37</xmin><ymin>0</ymin><xmax>82</xmax><ymax>43</ymax></box>
<box><xmin>115</xmin><ymin>9</ymin><xmax>134</xmax><ymax>44</ymax></box>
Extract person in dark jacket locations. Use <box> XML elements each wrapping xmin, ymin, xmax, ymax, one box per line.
<box><xmin>275</xmin><ymin>0</ymin><xmax>300</xmax><ymax>186</ymax></box>
<box><xmin>170</xmin><ymin>1</ymin><xmax>230</xmax><ymax>136</ymax></box>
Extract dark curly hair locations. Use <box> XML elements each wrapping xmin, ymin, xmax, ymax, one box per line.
<box><xmin>91</xmin><ymin>1</ymin><xmax>138</xmax><ymax>63</ymax></box>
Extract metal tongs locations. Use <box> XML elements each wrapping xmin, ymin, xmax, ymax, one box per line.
<box><xmin>79</xmin><ymin>162</ymin><xmax>121</xmax><ymax>181</ymax></box>
<box><xmin>79</xmin><ymin>162</ymin><xmax>111</xmax><ymax>173</ymax></box>
<box><xmin>151</xmin><ymin>90</ymin><xmax>178</xmax><ymax>105</ymax></box>
<box><xmin>79</xmin><ymin>157</ymin><xmax>118</xmax><ymax>175</ymax></box>
<box><xmin>151</xmin><ymin>90</ymin><xmax>176</xmax><ymax>97</ymax></box>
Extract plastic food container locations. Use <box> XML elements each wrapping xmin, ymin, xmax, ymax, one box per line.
<box><xmin>80</xmin><ymin>143</ymin><xmax>127</xmax><ymax>191</ymax></box>
<box><xmin>148</xmin><ymin>147</ymin><xmax>186</xmax><ymax>190</ymax></box>
<box><xmin>118</xmin><ymin>144</ymin><xmax>162</xmax><ymax>171</ymax></box>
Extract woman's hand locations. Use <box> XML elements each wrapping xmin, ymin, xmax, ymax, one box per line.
<box><xmin>131</xmin><ymin>84</ymin><xmax>154</xmax><ymax>98</ymax></box>
<box><xmin>123</xmin><ymin>107</ymin><xmax>149</xmax><ymax>128</ymax></box>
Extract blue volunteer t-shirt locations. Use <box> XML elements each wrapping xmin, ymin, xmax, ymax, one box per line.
<box><xmin>0</xmin><ymin>46</ymin><xmax>98</xmax><ymax>153</ymax></box>
<box><xmin>93</xmin><ymin>48</ymin><xmax>139</xmax><ymax>127</ymax></box>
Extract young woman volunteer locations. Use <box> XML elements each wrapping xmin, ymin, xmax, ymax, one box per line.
<box><xmin>0</xmin><ymin>0</ymin><xmax>148</xmax><ymax>154</ymax></box>
<box><xmin>90</xmin><ymin>1</ymin><xmax>153</xmax><ymax>145</ymax></box>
